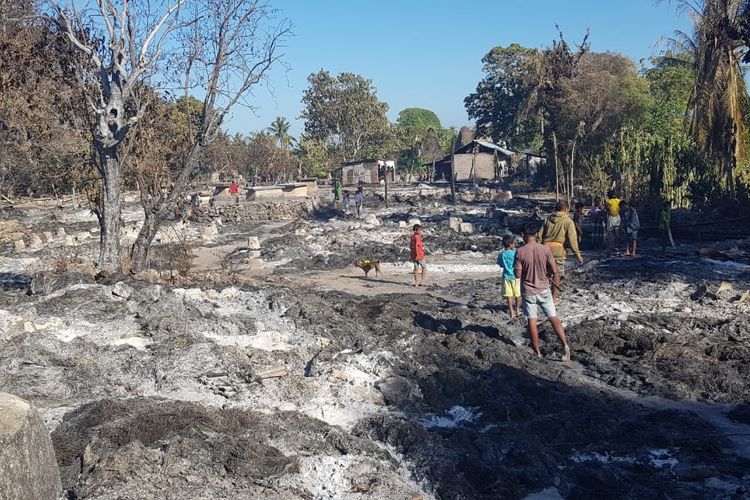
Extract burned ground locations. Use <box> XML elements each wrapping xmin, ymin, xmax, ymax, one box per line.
<box><xmin>1</xmin><ymin>194</ymin><xmax>749</xmax><ymax>499</ymax></box>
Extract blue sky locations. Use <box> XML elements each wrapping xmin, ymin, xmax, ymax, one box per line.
<box><xmin>225</xmin><ymin>0</ymin><xmax>692</xmax><ymax>137</ymax></box>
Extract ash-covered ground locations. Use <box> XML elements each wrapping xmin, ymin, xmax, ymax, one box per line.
<box><xmin>1</xmin><ymin>187</ymin><xmax>750</xmax><ymax>500</ymax></box>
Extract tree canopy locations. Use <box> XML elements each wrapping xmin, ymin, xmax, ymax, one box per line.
<box><xmin>396</xmin><ymin>108</ymin><xmax>442</xmax><ymax>134</ymax></box>
<box><xmin>300</xmin><ymin>71</ymin><xmax>391</xmax><ymax>162</ymax></box>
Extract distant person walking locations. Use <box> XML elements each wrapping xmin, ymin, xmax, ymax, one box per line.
<box><xmin>606</xmin><ymin>190</ymin><xmax>622</xmax><ymax>255</ymax></box>
<box><xmin>354</xmin><ymin>189</ymin><xmax>364</xmax><ymax>218</ymax></box>
<box><xmin>620</xmin><ymin>200</ymin><xmax>640</xmax><ymax>256</ymax></box>
<box><xmin>333</xmin><ymin>181</ymin><xmax>342</xmax><ymax>208</ymax></box>
<box><xmin>515</xmin><ymin>222</ymin><xmax>571</xmax><ymax>361</ymax></box>
<box><xmin>497</xmin><ymin>234</ymin><xmax>521</xmax><ymax>318</ymax></box>
<box><xmin>410</xmin><ymin>224</ymin><xmax>427</xmax><ymax>287</ymax></box>
<box><xmin>590</xmin><ymin>197</ymin><xmax>606</xmax><ymax>249</ymax></box>
<box><xmin>229</xmin><ymin>181</ymin><xmax>239</xmax><ymax>195</ymax></box>
<box><xmin>572</xmin><ymin>202</ymin><xmax>584</xmax><ymax>246</ymax></box>
<box><xmin>537</xmin><ymin>199</ymin><xmax>584</xmax><ymax>304</ymax></box>
<box><xmin>342</xmin><ymin>191</ymin><xmax>351</xmax><ymax>216</ymax></box>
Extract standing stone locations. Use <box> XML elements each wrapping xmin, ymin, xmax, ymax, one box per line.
<box><xmin>497</xmin><ymin>190</ymin><xmax>513</xmax><ymax>202</ymax></box>
<box><xmin>459</xmin><ymin>222</ymin><xmax>475</xmax><ymax>234</ymax></box>
<box><xmin>363</xmin><ymin>214</ymin><xmax>380</xmax><ymax>226</ymax></box>
<box><xmin>247</xmin><ymin>236</ymin><xmax>261</xmax><ymax>250</ymax></box>
<box><xmin>0</xmin><ymin>393</ymin><xmax>62</xmax><ymax>500</ymax></box>
<box><xmin>201</xmin><ymin>224</ymin><xmax>219</xmax><ymax>241</ymax></box>
<box><xmin>29</xmin><ymin>234</ymin><xmax>43</xmax><ymax>248</ymax></box>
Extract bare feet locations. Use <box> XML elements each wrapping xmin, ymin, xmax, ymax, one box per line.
<box><xmin>561</xmin><ymin>344</ymin><xmax>571</xmax><ymax>362</ymax></box>
<box><xmin>534</xmin><ymin>350</ymin><xmax>542</xmax><ymax>359</ymax></box>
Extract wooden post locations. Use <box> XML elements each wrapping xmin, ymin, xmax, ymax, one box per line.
<box><xmin>553</xmin><ymin>132</ymin><xmax>560</xmax><ymax>202</ymax></box>
<box><xmin>450</xmin><ymin>148</ymin><xmax>456</xmax><ymax>205</ymax></box>
<box><xmin>384</xmin><ymin>163</ymin><xmax>389</xmax><ymax>209</ymax></box>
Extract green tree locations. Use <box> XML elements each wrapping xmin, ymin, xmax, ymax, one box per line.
<box><xmin>295</xmin><ymin>135</ymin><xmax>333</xmax><ymax>178</ymax></box>
<box><xmin>643</xmin><ymin>55</ymin><xmax>694</xmax><ymax>135</ymax></box>
<box><xmin>300</xmin><ymin>70</ymin><xmax>391</xmax><ymax>161</ymax></box>
<box><xmin>464</xmin><ymin>44</ymin><xmax>541</xmax><ymax>149</ymax></box>
<box><xmin>396</xmin><ymin>108</ymin><xmax>441</xmax><ymax>134</ymax></box>
<box><xmin>658</xmin><ymin>0</ymin><xmax>750</xmax><ymax>193</ymax></box>
<box><xmin>267</xmin><ymin>116</ymin><xmax>293</xmax><ymax>150</ymax></box>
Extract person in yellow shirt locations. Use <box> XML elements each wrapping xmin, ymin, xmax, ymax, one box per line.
<box><xmin>606</xmin><ymin>190</ymin><xmax>621</xmax><ymax>255</ymax></box>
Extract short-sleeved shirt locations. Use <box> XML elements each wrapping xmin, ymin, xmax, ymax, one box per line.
<box><xmin>497</xmin><ymin>249</ymin><xmax>517</xmax><ymax>281</ymax></box>
<box><xmin>607</xmin><ymin>198</ymin><xmax>621</xmax><ymax>216</ymax></box>
<box><xmin>410</xmin><ymin>234</ymin><xmax>425</xmax><ymax>261</ymax></box>
<box><xmin>514</xmin><ymin>242</ymin><xmax>555</xmax><ymax>296</ymax></box>
<box><xmin>355</xmin><ymin>192</ymin><xmax>363</xmax><ymax>204</ymax></box>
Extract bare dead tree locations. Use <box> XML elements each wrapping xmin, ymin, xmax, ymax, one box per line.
<box><xmin>129</xmin><ymin>0</ymin><xmax>290</xmax><ymax>271</ymax></box>
<box><xmin>49</xmin><ymin>0</ymin><xmax>188</xmax><ymax>274</ymax></box>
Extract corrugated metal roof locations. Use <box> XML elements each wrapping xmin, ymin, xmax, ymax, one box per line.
<box><xmin>475</xmin><ymin>140</ymin><xmax>514</xmax><ymax>156</ymax></box>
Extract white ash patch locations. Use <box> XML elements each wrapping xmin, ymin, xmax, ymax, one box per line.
<box><xmin>420</xmin><ymin>405</ymin><xmax>482</xmax><ymax>429</ymax></box>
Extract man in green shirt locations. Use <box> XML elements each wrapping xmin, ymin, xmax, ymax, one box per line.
<box><xmin>537</xmin><ymin>200</ymin><xmax>584</xmax><ymax>304</ymax></box>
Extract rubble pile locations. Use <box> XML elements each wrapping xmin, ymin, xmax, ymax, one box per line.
<box><xmin>190</xmin><ymin>198</ymin><xmax>319</xmax><ymax>223</ymax></box>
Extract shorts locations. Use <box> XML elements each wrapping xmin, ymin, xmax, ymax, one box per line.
<box><xmin>554</xmin><ymin>258</ymin><xmax>565</xmax><ymax>276</ymax></box>
<box><xmin>522</xmin><ymin>289</ymin><xmax>557</xmax><ymax>320</ymax></box>
<box><xmin>607</xmin><ymin>215</ymin><xmax>621</xmax><ymax>233</ymax></box>
<box><xmin>413</xmin><ymin>259</ymin><xmax>426</xmax><ymax>270</ymax></box>
<box><xmin>625</xmin><ymin>230</ymin><xmax>638</xmax><ymax>241</ymax></box>
<box><xmin>503</xmin><ymin>279</ymin><xmax>521</xmax><ymax>298</ymax></box>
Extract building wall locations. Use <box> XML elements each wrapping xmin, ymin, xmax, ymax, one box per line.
<box><xmin>343</xmin><ymin>163</ymin><xmax>379</xmax><ymax>186</ymax></box>
<box><xmin>453</xmin><ymin>153</ymin><xmax>496</xmax><ymax>181</ymax></box>
<box><xmin>247</xmin><ymin>187</ymin><xmax>284</xmax><ymax>201</ymax></box>
<box><xmin>282</xmin><ymin>185</ymin><xmax>308</xmax><ymax>198</ymax></box>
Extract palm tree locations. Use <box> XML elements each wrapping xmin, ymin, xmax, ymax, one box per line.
<box><xmin>267</xmin><ymin>116</ymin><xmax>293</xmax><ymax>151</ymax></box>
<box><xmin>659</xmin><ymin>0</ymin><xmax>749</xmax><ymax>193</ymax></box>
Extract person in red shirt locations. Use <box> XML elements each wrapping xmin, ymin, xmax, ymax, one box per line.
<box><xmin>229</xmin><ymin>181</ymin><xmax>239</xmax><ymax>195</ymax></box>
<box><xmin>410</xmin><ymin>224</ymin><xmax>427</xmax><ymax>287</ymax></box>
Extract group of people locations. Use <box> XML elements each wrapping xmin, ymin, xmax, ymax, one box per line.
<box><xmin>584</xmin><ymin>191</ymin><xmax>675</xmax><ymax>255</ymax></box>
<box><xmin>398</xmin><ymin>190</ymin><xmax>678</xmax><ymax>362</ymax></box>
<box><xmin>495</xmin><ymin>195</ymin><xmax>677</xmax><ymax>361</ymax></box>
<box><xmin>333</xmin><ymin>181</ymin><xmax>364</xmax><ymax>218</ymax></box>
<box><xmin>496</xmin><ymin>221</ymin><xmax>572</xmax><ymax>361</ymax></box>
<box><xmin>587</xmin><ymin>191</ymin><xmax>642</xmax><ymax>255</ymax></box>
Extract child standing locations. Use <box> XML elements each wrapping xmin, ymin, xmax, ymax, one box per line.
<box><xmin>497</xmin><ymin>235</ymin><xmax>521</xmax><ymax>317</ymax></box>
<box><xmin>342</xmin><ymin>191</ymin><xmax>351</xmax><ymax>215</ymax></box>
<box><xmin>590</xmin><ymin>197</ymin><xmax>606</xmax><ymax>249</ymax></box>
<box><xmin>410</xmin><ymin>224</ymin><xmax>427</xmax><ymax>287</ymax></box>
<box><xmin>354</xmin><ymin>189</ymin><xmax>364</xmax><ymax>218</ymax></box>
<box><xmin>606</xmin><ymin>190</ymin><xmax>622</xmax><ymax>255</ymax></box>
<box><xmin>620</xmin><ymin>200</ymin><xmax>640</xmax><ymax>256</ymax></box>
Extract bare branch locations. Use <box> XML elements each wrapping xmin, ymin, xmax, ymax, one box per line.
<box><xmin>139</xmin><ymin>0</ymin><xmax>186</xmax><ymax>66</ymax></box>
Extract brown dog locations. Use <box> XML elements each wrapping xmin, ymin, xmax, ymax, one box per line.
<box><xmin>354</xmin><ymin>259</ymin><xmax>384</xmax><ymax>279</ymax></box>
